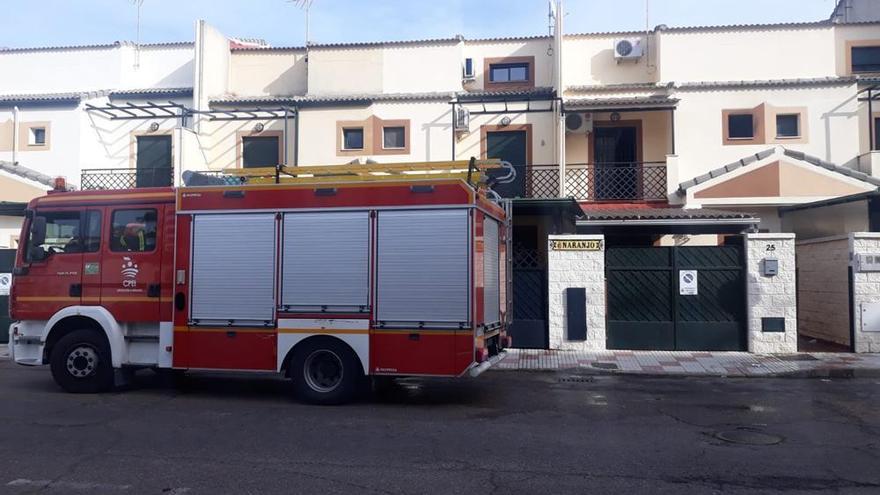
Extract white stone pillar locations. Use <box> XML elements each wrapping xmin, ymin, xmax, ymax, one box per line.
<box><xmin>746</xmin><ymin>233</ymin><xmax>797</xmax><ymax>354</ymax></box>
<box><xmin>849</xmin><ymin>233</ymin><xmax>880</xmax><ymax>353</ymax></box>
<box><xmin>547</xmin><ymin>235</ymin><xmax>606</xmax><ymax>350</ymax></box>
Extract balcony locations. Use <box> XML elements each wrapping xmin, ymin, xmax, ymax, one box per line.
<box><xmin>81</xmin><ymin>168</ymin><xmax>174</xmax><ymax>190</ymax></box>
<box><xmin>494</xmin><ymin>162</ymin><xmax>668</xmax><ymax>202</ymax></box>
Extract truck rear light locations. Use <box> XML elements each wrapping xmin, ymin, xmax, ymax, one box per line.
<box><xmin>475</xmin><ymin>347</ymin><xmax>488</xmax><ymax>363</ymax></box>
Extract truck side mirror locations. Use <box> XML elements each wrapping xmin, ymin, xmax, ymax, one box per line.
<box><xmin>27</xmin><ymin>216</ymin><xmax>47</xmax><ymax>262</ymax></box>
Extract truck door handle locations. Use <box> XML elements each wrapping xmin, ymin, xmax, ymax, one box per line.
<box><xmin>69</xmin><ymin>283</ymin><xmax>82</xmax><ymax>297</ymax></box>
<box><xmin>148</xmin><ymin>284</ymin><xmax>161</xmax><ymax>298</ymax></box>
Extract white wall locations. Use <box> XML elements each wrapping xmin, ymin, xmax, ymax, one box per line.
<box><xmin>457</xmin><ymin>110</ymin><xmax>557</xmax><ymax>165</ymax></box>
<box><xmin>229</xmin><ymin>50</ymin><xmax>307</xmax><ymax>96</ymax></box>
<box><xmin>0</xmin><ymin>216</ymin><xmax>24</xmax><ymax>249</ymax></box>
<box><xmin>119</xmin><ymin>45</ymin><xmax>194</xmax><ymax>89</ymax></box>
<box><xmin>659</xmin><ymin>26</ymin><xmax>836</xmax><ymax>82</ymax></box>
<box><xmin>382</xmin><ymin>44</ymin><xmax>462</xmax><ymax>94</ymax></box>
<box><xmin>0</xmin><ymin>43</ymin><xmax>194</xmax><ymax>94</ymax></box>
<box><xmin>674</xmin><ymin>83</ymin><xmax>861</xmax><ymax>185</ymax></box>
<box><xmin>464</xmin><ymin>39</ymin><xmax>555</xmax><ymax>90</ymax></box>
<box><xmin>563</xmin><ymin>34</ymin><xmax>658</xmax><ymax>87</ymax></box>
<box><xmin>0</xmin><ymin>106</ymin><xmax>81</xmax><ymax>183</ymax></box>
<box><xmin>0</xmin><ymin>47</ymin><xmax>122</xmax><ymax>93</ymax></box>
<box><xmin>297</xmin><ymin>101</ymin><xmax>452</xmax><ymax>166</ymax></box>
<box><xmin>196</xmin><ymin>22</ymin><xmax>231</xmax><ymax>110</ymax></box>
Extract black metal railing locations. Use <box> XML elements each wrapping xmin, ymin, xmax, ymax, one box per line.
<box><xmin>497</xmin><ymin>162</ymin><xmax>667</xmax><ymax>202</ymax></box>
<box><xmin>81</xmin><ymin>167</ymin><xmax>174</xmax><ymax>190</ymax></box>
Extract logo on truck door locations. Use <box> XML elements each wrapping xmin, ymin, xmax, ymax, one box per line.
<box><xmin>121</xmin><ymin>257</ymin><xmax>139</xmax><ymax>288</ymax></box>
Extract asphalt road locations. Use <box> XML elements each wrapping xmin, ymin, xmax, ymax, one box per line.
<box><xmin>1</xmin><ymin>359</ymin><xmax>879</xmax><ymax>494</ymax></box>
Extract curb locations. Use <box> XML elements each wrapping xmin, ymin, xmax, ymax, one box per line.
<box><xmin>493</xmin><ymin>366</ymin><xmax>880</xmax><ymax>379</ymax></box>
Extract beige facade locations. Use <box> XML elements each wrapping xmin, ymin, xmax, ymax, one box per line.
<box><xmin>1</xmin><ymin>3</ymin><xmax>878</xmax><ymax>232</ymax></box>
<box><xmin>161</xmin><ymin>13</ymin><xmax>879</xmax><ymax>226</ymax></box>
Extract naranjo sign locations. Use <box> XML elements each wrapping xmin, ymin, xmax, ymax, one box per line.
<box><xmin>550</xmin><ymin>239</ymin><xmax>602</xmax><ymax>251</ymax></box>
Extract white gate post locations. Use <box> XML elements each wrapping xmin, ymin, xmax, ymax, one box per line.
<box><xmin>547</xmin><ymin>235</ymin><xmax>606</xmax><ymax>350</ymax></box>
<box><xmin>746</xmin><ymin>233</ymin><xmax>797</xmax><ymax>354</ymax></box>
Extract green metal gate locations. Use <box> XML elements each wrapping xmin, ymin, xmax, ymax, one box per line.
<box><xmin>0</xmin><ymin>249</ymin><xmax>15</xmax><ymax>344</ymax></box>
<box><xmin>606</xmin><ymin>245</ymin><xmax>747</xmax><ymax>351</ymax></box>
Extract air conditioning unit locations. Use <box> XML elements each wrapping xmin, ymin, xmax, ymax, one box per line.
<box><xmin>463</xmin><ymin>57</ymin><xmax>475</xmax><ymax>81</ymax></box>
<box><xmin>565</xmin><ymin>112</ymin><xmax>593</xmax><ymax>133</ymax></box>
<box><xmin>613</xmin><ymin>38</ymin><xmax>644</xmax><ymax>60</ymax></box>
<box><xmin>454</xmin><ymin>106</ymin><xmax>470</xmax><ymax>132</ymax></box>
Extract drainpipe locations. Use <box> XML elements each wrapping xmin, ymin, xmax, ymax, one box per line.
<box><xmin>12</xmin><ymin>106</ymin><xmax>20</xmax><ymax>165</ymax></box>
<box><xmin>555</xmin><ymin>0</ymin><xmax>566</xmax><ymax>197</ymax></box>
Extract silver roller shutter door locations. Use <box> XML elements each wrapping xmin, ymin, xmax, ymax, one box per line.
<box><xmin>377</xmin><ymin>209</ymin><xmax>470</xmax><ymax>327</ymax></box>
<box><xmin>282</xmin><ymin>211</ymin><xmax>369</xmax><ymax>311</ymax></box>
<box><xmin>190</xmin><ymin>213</ymin><xmax>276</xmax><ymax>324</ymax></box>
<box><xmin>483</xmin><ymin>217</ymin><xmax>500</xmax><ymax>325</ymax></box>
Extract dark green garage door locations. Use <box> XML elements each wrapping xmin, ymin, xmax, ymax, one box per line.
<box><xmin>0</xmin><ymin>249</ymin><xmax>15</xmax><ymax>344</ymax></box>
<box><xmin>606</xmin><ymin>245</ymin><xmax>746</xmax><ymax>351</ymax></box>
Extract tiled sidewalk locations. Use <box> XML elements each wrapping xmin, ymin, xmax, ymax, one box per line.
<box><xmin>496</xmin><ymin>349</ymin><xmax>880</xmax><ymax>377</ymax></box>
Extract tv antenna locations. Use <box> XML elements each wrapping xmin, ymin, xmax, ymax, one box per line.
<box><xmin>132</xmin><ymin>0</ymin><xmax>145</xmax><ymax>69</ymax></box>
<box><xmin>289</xmin><ymin>0</ymin><xmax>315</xmax><ymax>46</ymax></box>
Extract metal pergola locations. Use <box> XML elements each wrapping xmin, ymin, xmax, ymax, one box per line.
<box><xmin>84</xmin><ymin>101</ymin><xmax>188</xmax><ymax>121</ymax></box>
<box><xmin>449</xmin><ymin>92</ymin><xmax>561</xmax><ymax>160</ymax></box>
<box><xmin>85</xmin><ymin>102</ymin><xmax>300</xmax><ymax>166</ymax></box>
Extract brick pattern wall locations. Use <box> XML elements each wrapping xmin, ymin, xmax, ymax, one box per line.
<box><xmin>850</xmin><ymin>233</ymin><xmax>880</xmax><ymax>353</ymax></box>
<box><xmin>796</xmin><ymin>237</ymin><xmax>851</xmax><ymax>346</ymax></box>
<box><xmin>746</xmin><ymin>233</ymin><xmax>798</xmax><ymax>354</ymax></box>
<box><xmin>547</xmin><ymin>235</ymin><xmax>606</xmax><ymax>350</ymax></box>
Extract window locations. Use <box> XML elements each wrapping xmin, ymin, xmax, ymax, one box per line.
<box><xmin>489</xmin><ymin>63</ymin><xmax>529</xmax><ymax>83</ymax></box>
<box><xmin>83</xmin><ymin>211</ymin><xmax>101</xmax><ymax>253</ymax></box>
<box><xmin>242</xmin><ymin>135</ymin><xmax>279</xmax><ymax>168</ymax></box>
<box><xmin>776</xmin><ymin>114</ymin><xmax>800</xmax><ymax>138</ymax></box>
<box><xmin>383</xmin><ymin>126</ymin><xmax>405</xmax><ymax>149</ymax></box>
<box><xmin>852</xmin><ymin>46</ymin><xmax>880</xmax><ymax>73</ymax></box>
<box><xmin>26</xmin><ymin>211</ymin><xmax>80</xmax><ymax>261</ymax></box>
<box><xmin>343</xmin><ymin>128</ymin><xmax>364</xmax><ymax>150</ymax></box>
<box><xmin>110</xmin><ymin>209</ymin><xmax>157</xmax><ymax>252</ymax></box>
<box><xmin>727</xmin><ymin>114</ymin><xmax>754</xmax><ymax>139</ymax></box>
<box><xmin>29</xmin><ymin>127</ymin><xmax>46</xmax><ymax>146</ymax></box>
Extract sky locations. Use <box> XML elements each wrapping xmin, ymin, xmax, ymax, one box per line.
<box><xmin>0</xmin><ymin>0</ymin><xmax>841</xmax><ymax>49</ymax></box>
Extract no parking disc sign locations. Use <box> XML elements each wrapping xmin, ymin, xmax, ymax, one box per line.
<box><xmin>0</xmin><ymin>273</ymin><xmax>10</xmax><ymax>296</ymax></box>
<box><xmin>679</xmin><ymin>270</ymin><xmax>698</xmax><ymax>296</ymax></box>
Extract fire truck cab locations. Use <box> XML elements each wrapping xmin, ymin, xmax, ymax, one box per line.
<box><xmin>8</xmin><ymin>160</ymin><xmax>510</xmax><ymax>404</ymax></box>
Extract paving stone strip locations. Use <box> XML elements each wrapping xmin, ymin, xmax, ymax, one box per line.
<box><xmin>496</xmin><ymin>349</ymin><xmax>880</xmax><ymax>377</ymax></box>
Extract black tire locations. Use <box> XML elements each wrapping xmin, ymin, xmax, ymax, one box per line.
<box><xmin>49</xmin><ymin>329</ymin><xmax>114</xmax><ymax>394</ymax></box>
<box><xmin>290</xmin><ymin>338</ymin><xmax>361</xmax><ymax>405</ymax></box>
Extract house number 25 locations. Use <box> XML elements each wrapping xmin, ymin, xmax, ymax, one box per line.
<box><xmin>766</xmin><ymin>245</ymin><xmax>776</xmax><ymax>252</ymax></box>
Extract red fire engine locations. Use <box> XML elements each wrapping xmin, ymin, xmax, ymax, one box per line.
<box><xmin>8</xmin><ymin>159</ymin><xmax>511</xmax><ymax>404</ymax></box>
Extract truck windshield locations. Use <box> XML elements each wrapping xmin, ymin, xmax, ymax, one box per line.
<box><xmin>26</xmin><ymin>211</ymin><xmax>82</xmax><ymax>261</ymax></box>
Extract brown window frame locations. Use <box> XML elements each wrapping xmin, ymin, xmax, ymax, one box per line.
<box><xmin>484</xmin><ymin>56</ymin><xmax>535</xmax><ymax>91</ymax></box>
<box><xmin>846</xmin><ymin>40</ymin><xmax>880</xmax><ymax>75</ymax></box>
<box><xmin>336</xmin><ymin>117</ymin><xmax>410</xmax><ymax>156</ymax></box>
<box><xmin>722</xmin><ymin>105</ymin><xmax>766</xmax><ymax>146</ymax></box>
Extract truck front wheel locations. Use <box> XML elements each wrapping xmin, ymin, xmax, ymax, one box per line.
<box><xmin>290</xmin><ymin>339</ymin><xmax>360</xmax><ymax>405</ymax></box>
<box><xmin>49</xmin><ymin>329</ymin><xmax>114</xmax><ymax>394</ymax></box>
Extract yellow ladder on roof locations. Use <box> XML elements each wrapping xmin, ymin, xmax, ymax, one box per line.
<box><xmin>221</xmin><ymin>159</ymin><xmax>503</xmax><ymax>185</ymax></box>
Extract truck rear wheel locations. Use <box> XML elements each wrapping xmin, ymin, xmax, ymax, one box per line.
<box><xmin>49</xmin><ymin>329</ymin><xmax>114</xmax><ymax>394</ymax></box>
<box><xmin>290</xmin><ymin>339</ymin><xmax>360</xmax><ymax>405</ymax></box>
